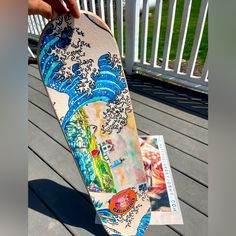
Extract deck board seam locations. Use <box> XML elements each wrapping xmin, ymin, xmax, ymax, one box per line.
<box><xmin>29</xmin><ymin>64</ymin><xmax>38</xmax><ymax>69</ymax></box>
<box><xmin>29</xmin><ymin>146</ymin><xmax>92</xmax><ymax>206</ymax></box>
<box><xmin>28</xmin><ymin>103</ymin><xmax>208</xmax><ymax>187</ymax></box>
<box><xmin>131</xmin><ymin>97</ymin><xmax>208</xmax><ymax>130</ymax></box>
<box><xmin>178</xmin><ymin>196</ymin><xmax>208</xmax><ymax>217</ymax></box>
<box><xmin>28</xmin><ymin>83</ymin><xmax>208</xmax><ymax>146</ymax></box>
<box><xmin>28</xmin><ymin>73</ymin><xmax>41</xmax><ymax>81</ymax></box>
<box><xmin>29</xmin><ymin>101</ymin><xmax>208</xmax><ymax>173</ymax></box>
<box><xmin>129</xmin><ymin>87</ymin><xmax>207</xmax><ymax>119</ymax></box>
<box><xmin>29</xmin><ymin>146</ymin><xmax>208</xmax><ymax>228</ymax></box>
<box><xmin>171</xmin><ymin>165</ymin><xmax>208</xmax><ymax>188</ymax></box>
<box><xmin>29</xmin><ymin>84</ymin><xmax>47</xmax><ymax>96</ymax></box>
<box><xmin>137</xmin><ymin>129</ymin><xmax>208</xmax><ymax>164</ymax></box>
<box><xmin>135</xmin><ymin>112</ymin><xmax>208</xmax><ymax>145</ymax></box>
<box><xmin>167</xmin><ymin>225</ymin><xmax>184</xmax><ymax>236</ymax></box>
<box><xmin>29</xmin><ymin>100</ymin><xmax>56</xmax><ymax>118</ymax></box>
<box><xmin>28</xmin><ymin>73</ymin><xmax>208</xmax><ymax>130</ymax></box>
<box><xmin>29</xmin><ymin>120</ymin><xmax>208</xmax><ymax>215</ymax></box>
<box><xmin>28</xmin><ymin>119</ymin><xmax>69</xmax><ymax>151</ymax></box>
<box><xmin>28</xmin><ymin>185</ymin><xmax>75</xmax><ymax>236</ymax></box>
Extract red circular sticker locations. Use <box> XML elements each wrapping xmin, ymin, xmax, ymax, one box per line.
<box><xmin>109</xmin><ymin>188</ymin><xmax>137</xmax><ymax>215</ymax></box>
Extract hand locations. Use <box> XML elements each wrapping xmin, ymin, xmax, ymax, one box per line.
<box><xmin>28</xmin><ymin>0</ymin><xmax>80</xmax><ymax>19</ymax></box>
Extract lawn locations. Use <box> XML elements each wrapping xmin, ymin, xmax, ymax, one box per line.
<box><xmin>113</xmin><ymin>0</ymin><xmax>208</xmax><ymax>66</ymax></box>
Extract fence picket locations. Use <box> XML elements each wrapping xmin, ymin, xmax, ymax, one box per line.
<box><xmin>33</xmin><ymin>16</ymin><xmax>41</xmax><ymax>35</ymax></box>
<box><xmin>140</xmin><ymin>0</ymin><xmax>149</xmax><ymax>64</ymax></box>
<box><xmin>107</xmin><ymin>0</ymin><xmax>114</xmax><ymax>33</ymax></box>
<box><xmin>98</xmin><ymin>0</ymin><xmax>105</xmax><ymax>20</ymax></box>
<box><xmin>29</xmin><ymin>16</ymin><xmax>39</xmax><ymax>35</ymax></box>
<box><xmin>150</xmin><ymin>0</ymin><xmax>163</xmax><ymax>67</ymax></box>
<box><xmin>28</xmin><ymin>0</ymin><xmax>209</xmax><ymax>92</ymax></box>
<box><xmin>36</xmin><ymin>15</ymin><xmax>44</xmax><ymax>32</ymax></box>
<box><xmin>201</xmin><ymin>54</ymin><xmax>208</xmax><ymax>82</ymax></box>
<box><xmin>76</xmin><ymin>0</ymin><xmax>81</xmax><ymax>8</ymax></box>
<box><xmin>174</xmin><ymin>0</ymin><xmax>192</xmax><ymax>73</ymax></box>
<box><xmin>116</xmin><ymin>0</ymin><xmax>124</xmax><ymax>56</ymax></box>
<box><xmin>186</xmin><ymin>0</ymin><xmax>208</xmax><ymax>77</ymax></box>
<box><xmin>28</xmin><ymin>46</ymin><xmax>36</xmax><ymax>58</ymax></box>
<box><xmin>81</xmin><ymin>0</ymin><xmax>88</xmax><ymax>11</ymax></box>
<box><xmin>38</xmin><ymin>15</ymin><xmax>46</xmax><ymax>30</ymax></box>
<box><xmin>89</xmin><ymin>0</ymin><xmax>96</xmax><ymax>13</ymax></box>
<box><xmin>162</xmin><ymin>0</ymin><xmax>177</xmax><ymax>69</ymax></box>
<box><xmin>125</xmin><ymin>0</ymin><xmax>140</xmax><ymax>74</ymax></box>
<box><xmin>28</xmin><ymin>16</ymin><xmax>34</xmax><ymax>34</ymax></box>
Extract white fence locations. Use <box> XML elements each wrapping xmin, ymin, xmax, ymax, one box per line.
<box><xmin>28</xmin><ymin>0</ymin><xmax>208</xmax><ymax>93</ymax></box>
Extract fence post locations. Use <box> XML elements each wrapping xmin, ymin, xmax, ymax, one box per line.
<box><xmin>125</xmin><ymin>0</ymin><xmax>140</xmax><ymax>75</ymax></box>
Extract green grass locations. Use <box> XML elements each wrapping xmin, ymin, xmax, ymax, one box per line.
<box><xmin>114</xmin><ymin>0</ymin><xmax>208</xmax><ymax>65</ymax></box>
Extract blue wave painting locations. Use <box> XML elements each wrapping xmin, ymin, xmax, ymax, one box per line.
<box><xmin>40</xmin><ymin>25</ymin><xmax>126</xmax><ymax>129</ymax></box>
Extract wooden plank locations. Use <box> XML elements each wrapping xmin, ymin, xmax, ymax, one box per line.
<box><xmin>140</xmin><ymin>0</ymin><xmax>149</xmax><ymax>64</ymax></box>
<box><xmin>139</xmin><ymin>128</ymin><xmax>207</xmax><ymax>186</ymax></box>
<box><xmin>145</xmin><ymin>225</ymin><xmax>180</xmax><ymax>236</ymax></box>
<box><xmin>28</xmin><ymin>102</ymin><xmax>68</xmax><ymax>148</ymax></box>
<box><xmin>28</xmin><ymin>87</ymin><xmax>55</xmax><ymax>116</ymax></box>
<box><xmin>28</xmin><ymin>101</ymin><xmax>207</xmax><ymax>215</ymax></box>
<box><xmin>29</xmin><ymin>133</ymin><xmax>207</xmax><ymax>236</ymax></box>
<box><xmin>130</xmin><ymin>91</ymin><xmax>208</xmax><ymax>128</ymax></box>
<box><xmin>162</xmin><ymin>0</ymin><xmax>177</xmax><ymax>69</ymax></box>
<box><xmin>28</xmin><ymin>189</ymin><xmax>72</xmax><ymax>236</ymax></box>
<box><xmin>28</xmin><ymin>83</ymin><xmax>208</xmax><ymax>145</ymax></box>
<box><xmin>28</xmin><ymin>67</ymin><xmax>208</xmax><ymax>233</ymax></box>
<box><xmin>132</xmin><ymin>100</ymin><xmax>208</xmax><ymax>144</ymax></box>
<box><xmin>28</xmin><ymin>75</ymin><xmax>47</xmax><ymax>95</ymax></box>
<box><xmin>174</xmin><ymin>200</ymin><xmax>207</xmax><ymax>235</ymax></box>
<box><xmin>29</xmin><ymin>149</ymin><xmax>107</xmax><ymax>236</ymax></box>
<box><xmin>28</xmin><ymin>65</ymin><xmax>41</xmax><ymax>79</ymax></box>
<box><xmin>150</xmin><ymin>0</ymin><xmax>163</xmax><ymax>67</ymax></box>
<box><xmin>165</xmin><ymin>143</ymin><xmax>207</xmax><ymax>186</ymax></box>
<box><xmin>28</xmin><ymin>82</ymin><xmax>208</xmax><ymax>185</ymax></box>
<box><xmin>28</xmin><ymin>122</ymin><xmax>86</xmax><ymax>193</ymax></box>
<box><xmin>172</xmin><ymin>169</ymin><xmax>207</xmax><ymax>215</ymax></box>
<box><xmin>135</xmin><ymin>114</ymin><xmax>208</xmax><ymax>163</ymax></box>
<box><xmin>174</xmin><ymin>0</ymin><xmax>192</xmax><ymax>73</ymax></box>
<box><xmin>29</xmin><ymin>151</ymin><xmax>180</xmax><ymax>236</ymax></box>
<box><xmin>28</xmin><ymin>72</ymin><xmax>208</xmax><ymax>128</ymax></box>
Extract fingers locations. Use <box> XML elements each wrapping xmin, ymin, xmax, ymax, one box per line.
<box><xmin>63</xmin><ymin>0</ymin><xmax>80</xmax><ymax>18</ymax></box>
<box><xmin>44</xmin><ymin>0</ymin><xmax>68</xmax><ymax>16</ymax></box>
<box><xmin>28</xmin><ymin>0</ymin><xmax>80</xmax><ymax>19</ymax></box>
<box><xmin>28</xmin><ymin>0</ymin><xmax>53</xmax><ymax>19</ymax></box>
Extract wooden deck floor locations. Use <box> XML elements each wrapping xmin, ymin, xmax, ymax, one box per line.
<box><xmin>28</xmin><ymin>64</ymin><xmax>208</xmax><ymax>236</ymax></box>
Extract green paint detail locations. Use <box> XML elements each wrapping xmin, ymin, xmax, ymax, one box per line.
<box><xmin>71</xmin><ymin>108</ymin><xmax>116</xmax><ymax>193</ymax></box>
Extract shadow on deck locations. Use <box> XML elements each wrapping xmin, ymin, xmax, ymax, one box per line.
<box><xmin>28</xmin><ymin>63</ymin><xmax>208</xmax><ymax>236</ymax></box>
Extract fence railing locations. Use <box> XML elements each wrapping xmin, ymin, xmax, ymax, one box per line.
<box><xmin>28</xmin><ymin>0</ymin><xmax>208</xmax><ymax>93</ymax></box>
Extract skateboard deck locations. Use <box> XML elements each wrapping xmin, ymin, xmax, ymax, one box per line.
<box><xmin>38</xmin><ymin>12</ymin><xmax>151</xmax><ymax>235</ymax></box>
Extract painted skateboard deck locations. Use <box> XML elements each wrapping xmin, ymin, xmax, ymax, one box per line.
<box><xmin>38</xmin><ymin>12</ymin><xmax>151</xmax><ymax>235</ymax></box>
